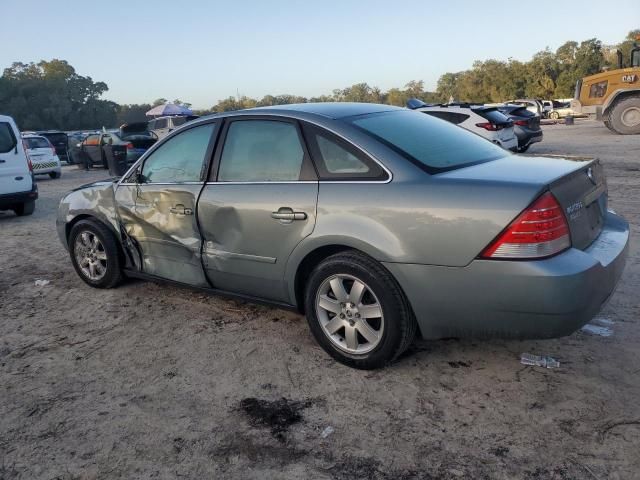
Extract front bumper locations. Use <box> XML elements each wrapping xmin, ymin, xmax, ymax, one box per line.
<box><xmin>384</xmin><ymin>211</ymin><xmax>629</xmax><ymax>339</ymax></box>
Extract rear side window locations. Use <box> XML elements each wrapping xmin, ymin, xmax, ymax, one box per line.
<box><xmin>217</xmin><ymin>120</ymin><xmax>306</xmax><ymax>182</ymax></box>
<box><xmin>25</xmin><ymin>137</ymin><xmax>51</xmax><ymax>149</ymax></box>
<box><xmin>172</xmin><ymin>117</ymin><xmax>186</xmax><ymax>126</ymax></box>
<box><xmin>349</xmin><ymin>110</ymin><xmax>508</xmax><ymax>173</ymax></box>
<box><xmin>141</xmin><ymin>123</ymin><xmax>215</xmax><ymax>183</ymax></box>
<box><xmin>589</xmin><ymin>81</ymin><xmax>608</xmax><ymax>98</ymax></box>
<box><xmin>154</xmin><ymin>119</ymin><xmax>168</xmax><ymax>129</ymax></box>
<box><xmin>303</xmin><ymin>125</ymin><xmax>386</xmax><ymax>180</ymax></box>
<box><xmin>0</xmin><ymin>122</ymin><xmax>17</xmax><ymax>153</ymax></box>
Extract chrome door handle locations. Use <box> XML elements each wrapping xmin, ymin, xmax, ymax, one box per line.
<box><xmin>271</xmin><ymin>207</ymin><xmax>307</xmax><ymax>222</ymax></box>
<box><xmin>169</xmin><ymin>204</ymin><xmax>193</xmax><ymax>215</ymax></box>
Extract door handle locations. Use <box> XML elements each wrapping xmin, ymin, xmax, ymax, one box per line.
<box><xmin>271</xmin><ymin>207</ymin><xmax>307</xmax><ymax>222</ymax></box>
<box><xmin>169</xmin><ymin>204</ymin><xmax>193</xmax><ymax>215</ymax></box>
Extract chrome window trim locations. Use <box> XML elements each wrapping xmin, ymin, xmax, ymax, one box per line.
<box><xmin>117</xmin><ymin>113</ymin><xmax>394</xmax><ymax>187</ymax></box>
<box><xmin>118</xmin><ymin>181</ymin><xmax>205</xmax><ymax>186</ymax></box>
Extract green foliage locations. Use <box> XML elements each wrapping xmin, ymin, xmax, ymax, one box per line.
<box><xmin>0</xmin><ymin>59</ymin><xmax>116</xmax><ymax>130</ymax></box>
<box><xmin>1</xmin><ymin>30</ymin><xmax>635</xmax><ymax>129</ymax></box>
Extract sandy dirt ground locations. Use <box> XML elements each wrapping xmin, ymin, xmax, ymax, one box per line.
<box><xmin>1</xmin><ymin>120</ymin><xmax>639</xmax><ymax>480</ymax></box>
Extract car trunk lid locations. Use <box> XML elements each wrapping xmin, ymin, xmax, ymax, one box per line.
<box><xmin>439</xmin><ymin>154</ymin><xmax>607</xmax><ymax>252</ymax></box>
<box><xmin>548</xmin><ymin>158</ymin><xmax>606</xmax><ymax>250</ymax></box>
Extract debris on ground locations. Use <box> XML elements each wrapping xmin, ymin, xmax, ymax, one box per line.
<box><xmin>581</xmin><ymin>324</ymin><xmax>613</xmax><ymax>337</ymax></box>
<box><xmin>321</xmin><ymin>426</ymin><xmax>334</xmax><ymax>438</ymax></box>
<box><xmin>238</xmin><ymin>397</ymin><xmax>313</xmax><ymax>441</ymax></box>
<box><xmin>520</xmin><ymin>353</ymin><xmax>560</xmax><ymax>369</ymax></box>
<box><xmin>34</xmin><ymin>279</ymin><xmax>50</xmax><ymax>287</ymax></box>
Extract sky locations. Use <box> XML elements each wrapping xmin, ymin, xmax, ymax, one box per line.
<box><xmin>1</xmin><ymin>0</ymin><xmax>638</xmax><ymax>109</ymax></box>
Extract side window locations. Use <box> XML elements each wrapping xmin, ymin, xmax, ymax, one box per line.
<box><xmin>217</xmin><ymin>120</ymin><xmax>305</xmax><ymax>182</ymax></box>
<box><xmin>84</xmin><ymin>134</ymin><xmax>100</xmax><ymax>146</ymax></box>
<box><xmin>155</xmin><ymin>118</ymin><xmax>168</xmax><ymax>129</ymax></box>
<box><xmin>448</xmin><ymin>112</ymin><xmax>470</xmax><ymax>125</ymax></box>
<box><xmin>0</xmin><ymin>122</ymin><xmax>17</xmax><ymax>153</ymax></box>
<box><xmin>589</xmin><ymin>81</ymin><xmax>608</xmax><ymax>98</ymax></box>
<box><xmin>172</xmin><ymin>117</ymin><xmax>186</xmax><ymax>127</ymax></box>
<box><xmin>303</xmin><ymin>125</ymin><xmax>387</xmax><ymax>180</ymax></box>
<box><xmin>141</xmin><ymin>123</ymin><xmax>215</xmax><ymax>183</ymax></box>
<box><xmin>147</xmin><ymin>120</ymin><xmax>155</xmax><ymax>130</ymax></box>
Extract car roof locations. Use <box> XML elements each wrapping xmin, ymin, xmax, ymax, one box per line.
<box><xmin>246</xmin><ymin>102</ymin><xmax>403</xmax><ymax>119</ymax></box>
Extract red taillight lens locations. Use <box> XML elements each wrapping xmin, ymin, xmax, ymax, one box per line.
<box><xmin>475</xmin><ymin>122</ymin><xmax>503</xmax><ymax>131</ymax></box>
<box><xmin>126</xmin><ymin>142</ymin><xmax>134</xmax><ymax>150</ymax></box>
<box><xmin>27</xmin><ymin>156</ymin><xmax>33</xmax><ymax>172</ymax></box>
<box><xmin>480</xmin><ymin>192</ymin><xmax>571</xmax><ymax>259</ymax></box>
<box><xmin>514</xmin><ymin>120</ymin><xmax>529</xmax><ymax>126</ymax></box>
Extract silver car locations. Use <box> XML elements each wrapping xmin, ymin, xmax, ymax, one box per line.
<box><xmin>57</xmin><ymin>103</ymin><xmax>629</xmax><ymax>369</ymax></box>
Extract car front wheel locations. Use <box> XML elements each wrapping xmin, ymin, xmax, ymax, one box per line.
<box><xmin>69</xmin><ymin>219</ymin><xmax>123</xmax><ymax>288</ymax></box>
<box><xmin>304</xmin><ymin>251</ymin><xmax>417</xmax><ymax>369</ymax></box>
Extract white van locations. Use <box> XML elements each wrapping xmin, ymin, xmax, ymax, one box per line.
<box><xmin>0</xmin><ymin>115</ymin><xmax>38</xmax><ymax>216</ymax></box>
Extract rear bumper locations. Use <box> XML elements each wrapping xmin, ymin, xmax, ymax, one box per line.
<box><xmin>514</xmin><ymin>128</ymin><xmax>543</xmax><ymax>148</ymax></box>
<box><xmin>0</xmin><ymin>183</ymin><xmax>38</xmax><ymax>209</ymax></box>
<box><xmin>384</xmin><ymin>211</ymin><xmax>629</xmax><ymax>339</ymax></box>
<box><xmin>499</xmin><ymin>136</ymin><xmax>519</xmax><ymax>151</ymax></box>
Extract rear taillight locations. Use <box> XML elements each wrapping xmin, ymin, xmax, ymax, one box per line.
<box><xmin>514</xmin><ymin>120</ymin><xmax>529</xmax><ymax>126</ymax></box>
<box><xmin>27</xmin><ymin>156</ymin><xmax>33</xmax><ymax>172</ymax></box>
<box><xmin>480</xmin><ymin>192</ymin><xmax>571</xmax><ymax>259</ymax></box>
<box><xmin>476</xmin><ymin>122</ymin><xmax>503</xmax><ymax>131</ymax></box>
<box><xmin>126</xmin><ymin>142</ymin><xmax>134</xmax><ymax>150</ymax></box>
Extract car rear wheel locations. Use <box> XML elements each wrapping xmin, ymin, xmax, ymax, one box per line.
<box><xmin>13</xmin><ymin>201</ymin><xmax>35</xmax><ymax>217</ymax></box>
<box><xmin>49</xmin><ymin>171</ymin><xmax>61</xmax><ymax>179</ymax></box>
<box><xmin>549</xmin><ymin>111</ymin><xmax>560</xmax><ymax>120</ymax></box>
<box><xmin>517</xmin><ymin>145</ymin><xmax>530</xmax><ymax>153</ymax></box>
<box><xmin>69</xmin><ymin>219</ymin><xmax>123</xmax><ymax>288</ymax></box>
<box><xmin>304</xmin><ymin>251</ymin><xmax>417</xmax><ymax>369</ymax></box>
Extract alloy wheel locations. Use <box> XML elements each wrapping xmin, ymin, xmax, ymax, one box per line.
<box><xmin>315</xmin><ymin>274</ymin><xmax>384</xmax><ymax>354</ymax></box>
<box><xmin>74</xmin><ymin>231</ymin><xmax>108</xmax><ymax>281</ymax></box>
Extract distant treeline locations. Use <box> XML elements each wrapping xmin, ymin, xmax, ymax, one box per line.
<box><xmin>1</xmin><ymin>30</ymin><xmax>636</xmax><ymax>130</ymax></box>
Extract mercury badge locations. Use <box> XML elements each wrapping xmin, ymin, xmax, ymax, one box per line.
<box><xmin>587</xmin><ymin>167</ymin><xmax>597</xmax><ymax>185</ymax></box>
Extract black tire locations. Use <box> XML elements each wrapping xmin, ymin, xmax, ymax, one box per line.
<box><xmin>13</xmin><ymin>201</ymin><xmax>35</xmax><ymax>217</ymax></box>
<box><xmin>607</xmin><ymin>96</ymin><xmax>640</xmax><ymax>135</ymax></box>
<box><xmin>517</xmin><ymin>145</ymin><xmax>530</xmax><ymax>153</ymax></box>
<box><xmin>304</xmin><ymin>250</ymin><xmax>417</xmax><ymax>369</ymax></box>
<box><xmin>49</xmin><ymin>171</ymin><xmax>61</xmax><ymax>179</ymax></box>
<box><xmin>69</xmin><ymin>219</ymin><xmax>123</xmax><ymax>289</ymax></box>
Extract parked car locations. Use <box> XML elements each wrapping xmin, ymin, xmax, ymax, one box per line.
<box><xmin>497</xmin><ymin>104</ymin><xmax>543</xmax><ymax>152</ymax></box>
<box><xmin>148</xmin><ymin>115</ymin><xmax>199</xmax><ymax>139</ymax></box>
<box><xmin>57</xmin><ymin>103</ymin><xmax>629</xmax><ymax>369</ymax></box>
<box><xmin>0</xmin><ymin>114</ymin><xmax>38</xmax><ymax>216</ymax></box>
<box><xmin>77</xmin><ymin>126</ymin><xmax>157</xmax><ymax>169</ymax></box>
<box><xmin>407</xmin><ymin>100</ymin><xmax>518</xmax><ymax>151</ymax></box>
<box><xmin>507</xmin><ymin>99</ymin><xmax>545</xmax><ymax>118</ymax></box>
<box><xmin>36</xmin><ymin>131</ymin><xmax>70</xmax><ymax>163</ymax></box>
<box><xmin>547</xmin><ymin>102</ymin><xmax>577</xmax><ymax>120</ymax></box>
<box><xmin>22</xmin><ymin>134</ymin><xmax>62</xmax><ymax>178</ymax></box>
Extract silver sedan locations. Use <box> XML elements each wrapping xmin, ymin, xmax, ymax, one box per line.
<box><xmin>57</xmin><ymin>103</ymin><xmax>629</xmax><ymax>369</ymax></box>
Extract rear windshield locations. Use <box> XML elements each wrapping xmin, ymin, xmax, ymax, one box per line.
<box><xmin>25</xmin><ymin>137</ymin><xmax>51</xmax><ymax>149</ymax></box>
<box><xmin>348</xmin><ymin>110</ymin><xmax>508</xmax><ymax>173</ymax></box>
<box><xmin>40</xmin><ymin>133</ymin><xmax>67</xmax><ymax>143</ymax></box>
<box><xmin>475</xmin><ymin>109</ymin><xmax>511</xmax><ymax>124</ymax></box>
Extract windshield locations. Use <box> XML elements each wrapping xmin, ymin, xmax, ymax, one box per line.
<box><xmin>348</xmin><ymin>110</ymin><xmax>508</xmax><ymax>173</ymax></box>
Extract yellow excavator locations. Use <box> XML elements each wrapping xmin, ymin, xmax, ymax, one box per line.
<box><xmin>570</xmin><ymin>38</ymin><xmax>640</xmax><ymax>134</ymax></box>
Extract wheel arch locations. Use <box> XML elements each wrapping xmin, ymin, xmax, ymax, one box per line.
<box><xmin>603</xmin><ymin>88</ymin><xmax>640</xmax><ymax>114</ymax></box>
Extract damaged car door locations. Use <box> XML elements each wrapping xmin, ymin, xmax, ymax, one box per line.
<box><xmin>115</xmin><ymin>122</ymin><xmax>217</xmax><ymax>286</ymax></box>
<box><xmin>197</xmin><ymin>118</ymin><xmax>318</xmax><ymax>302</ymax></box>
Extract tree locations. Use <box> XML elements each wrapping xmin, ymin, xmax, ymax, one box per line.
<box><xmin>0</xmin><ymin>59</ymin><xmax>115</xmax><ymax>130</ymax></box>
